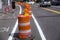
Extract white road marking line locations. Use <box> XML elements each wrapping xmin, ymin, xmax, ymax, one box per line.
<box><xmin>32</xmin><ymin>14</ymin><xmax>46</xmax><ymax>40</ymax></box>
<box><xmin>8</xmin><ymin>5</ymin><xmax>22</xmax><ymax>40</ymax></box>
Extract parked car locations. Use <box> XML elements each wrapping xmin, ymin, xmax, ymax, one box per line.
<box><xmin>40</xmin><ymin>1</ymin><xmax>51</xmax><ymax>7</ymax></box>
<box><xmin>51</xmin><ymin>1</ymin><xmax>60</xmax><ymax>5</ymax></box>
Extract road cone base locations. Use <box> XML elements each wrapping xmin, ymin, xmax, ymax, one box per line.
<box><xmin>19</xmin><ymin>33</ymin><xmax>32</xmax><ymax>39</ymax></box>
<box><xmin>11</xmin><ymin>33</ymin><xmax>34</xmax><ymax>40</ymax></box>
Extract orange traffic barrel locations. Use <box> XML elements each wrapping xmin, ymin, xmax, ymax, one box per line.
<box><xmin>26</xmin><ymin>6</ymin><xmax>32</xmax><ymax>10</ymax></box>
<box><xmin>25</xmin><ymin>3</ymin><xmax>31</xmax><ymax>7</ymax></box>
<box><xmin>18</xmin><ymin>14</ymin><xmax>32</xmax><ymax>39</ymax></box>
<box><xmin>24</xmin><ymin>8</ymin><xmax>32</xmax><ymax>15</ymax></box>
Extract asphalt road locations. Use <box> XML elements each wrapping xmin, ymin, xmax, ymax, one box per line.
<box><xmin>0</xmin><ymin>3</ymin><xmax>60</xmax><ymax>40</ymax></box>
<box><xmin>48</xmin><ymin>6</ymin><xmax>60</xmax><ymax>12</ymax></box>
<box><xmin>32</xmin><ymin>4</ymin><xmax>60</xmax><ymax>40</ymax></box>
<box><xmin>14</xmin><ymin>4</ymin><xmax>60</xmax><ymax>40</ymax></box>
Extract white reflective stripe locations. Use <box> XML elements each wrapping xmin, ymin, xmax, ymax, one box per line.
<box><xmin>20</xmin><ymin>29</ymin><xmax>31</xmax><ymax>33</ymax></box>
<box><xmin>18</xmin><ymin>22</ymin><xmax>30</xmax><ymax>26</ymax></box>
<box><xmin>29</xmin><ymin>11</ymin><xmax>32</xmax><ymax>13</ymax></box>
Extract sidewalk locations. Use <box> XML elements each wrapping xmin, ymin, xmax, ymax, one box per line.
<box><xmin>0</xmin><ymin>6</ymin><xmax>19</xmax><ymax>40</ymax></box>
<box><xmin>0</xmin><ymin>7</ymin><xmax>19</xmax><ymax>19</ymax></box>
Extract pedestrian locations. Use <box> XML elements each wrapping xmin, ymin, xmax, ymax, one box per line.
<box><xmin>2</xmin><ymin>0</ymin><xmax>13</xmax><ymax>14</ymax></box>
<box><xmin>8</xmin><ymin>0</ymin><xmax>13</xmax><ymax>13</ymax></box>
<box><xmin>10</xmin><ymin>0</ymin><xmax>16</xmax><ymax>12</ymax></box>
<box><xmin>2</xmin><ymin>0</ymin><xmax>9</xmax><ymax>14</ymax></box>
<box><xmin>12</xmin><ymin>0</ymin><xmax>15</xmax><ymax>9</ymax></box>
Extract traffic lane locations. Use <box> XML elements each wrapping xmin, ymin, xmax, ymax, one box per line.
<box><xmin>14</xmin><ymin>18</ymin><xmax>42</xmax><ymax>40</ymax></box>
<box><xmin>37</xmin><ymin>16</ymin><xmax>60</xmax><ymax>40</ymax></box>
<box><xmin>46</xmin><ymin>6</ymin><xmax>60</xmax><ymax>12</ymax></box>
<box><xmin>0</xmin><ymin>7</ymin><xmax>19</xmax><ymax>40</ymax></box>
<box><xmin>51</xmin><ymin>6</ymin><xmax>60</xmax><ymax>8</ymax></box>
<box><xmin>32</xmin><ymin>5</ymin><xmax>59</xmax><ymax>17</ymax></box>
<box><xmin>31</xmin><ymin>18</ymin><xmax>42</xmax><ymax>40</ymax></box>
<box><xmin>32</xmin><ymin>5</ymin><xmax>60</xmax><ymax>40</ymax></box>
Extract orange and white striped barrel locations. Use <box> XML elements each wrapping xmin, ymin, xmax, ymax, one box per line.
<box><xmin>26</xmin><ymin>6</ymin><xmax>32</xmax><ymax>10</ymax></box>
<box><xmin>26</xmin><ymin>6</ymin><xmax>32</xmax><ymax>15</ymax></box>
<box><xmin>18</xmin><ymin>14</ymin><xmax>32</xmax><ymax>39</ymax></box>
<box><xmin>24</xmin><ymin>8</ymin><xmax>32</xmax><ymax>15</ymax></box>
<box><xmin>25</xmin><ymin>4</ymin><xmax>31</xmax><ymax>8</ymax></box>
<box><xmin>25</xmin><ymin>4</ymin><xmax>32</xmax><ymax>15</ymax></box>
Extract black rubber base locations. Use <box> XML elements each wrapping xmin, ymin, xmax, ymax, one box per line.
<box><xmin>9</xmin><ymin>33</ymin><xmax>35</xmax><ymax>40</ymax></box>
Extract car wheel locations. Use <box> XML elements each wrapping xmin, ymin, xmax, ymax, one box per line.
<box><xmin>48</xmin><ymin>5</ymin><xmax>51</xmax><ymax>7</ymax></box>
